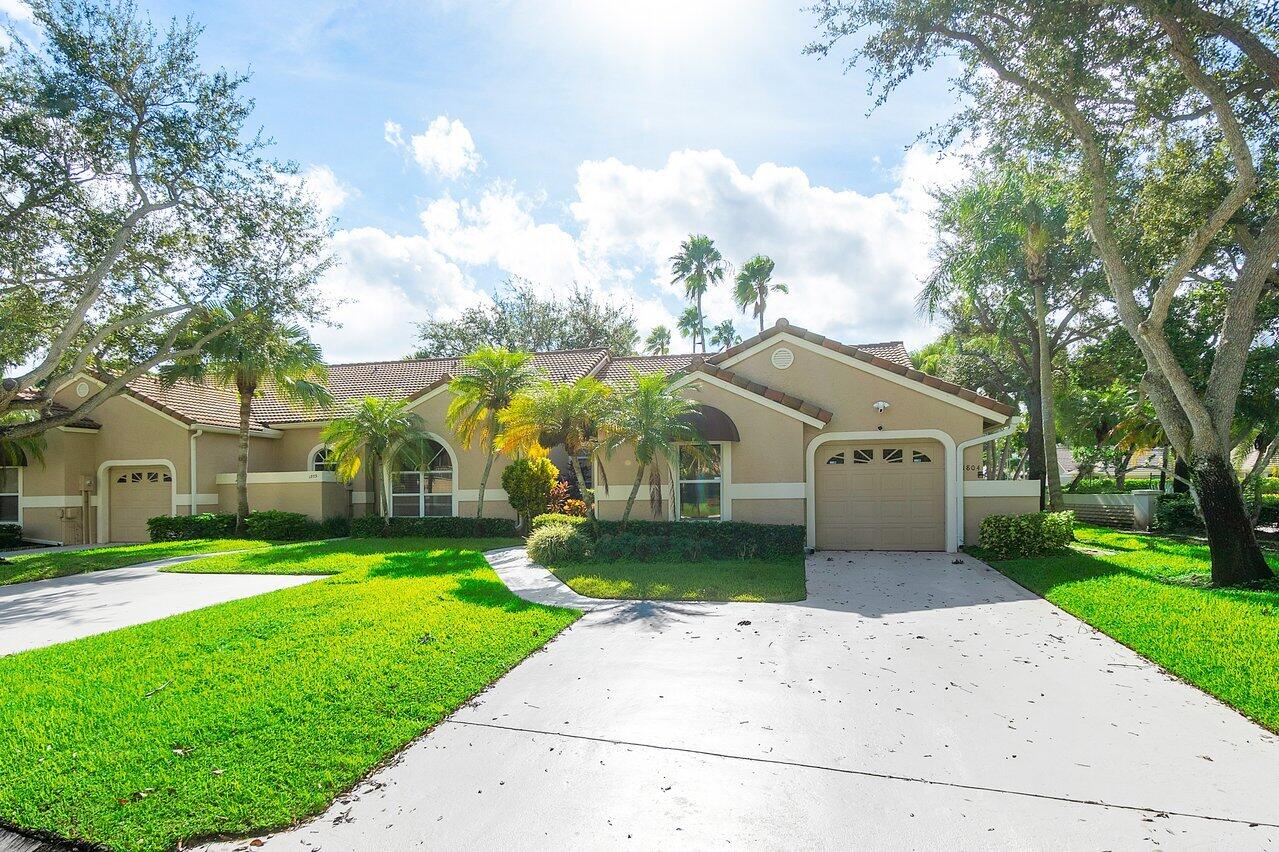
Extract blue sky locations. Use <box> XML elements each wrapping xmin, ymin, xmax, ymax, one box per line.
<box><xmin>6</xmin><ymin>0</ymin><xmax>967</xmax><ymax>362</ymax></box>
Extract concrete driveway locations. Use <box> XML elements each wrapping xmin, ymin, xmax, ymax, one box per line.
<box><xmin>0</xmin><ymin>555</ymin><xmax>319</xmax><ymax>656</ymax></box>
<box><xmin>202</xmin><ymin>549</ymin><xmax>1279</xmax><ymax>850</ymax></box>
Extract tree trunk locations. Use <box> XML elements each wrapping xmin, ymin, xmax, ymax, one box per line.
<box><xmin>1024</xmin><ymin>375</ymin><xmax>1045</xmax><ymax>484</ymax></box>
<box><xmin>1034</xmin><ymin>281</ymin><xmax>1064</xmax><ymax>511</ymax></box>
<box><xmin>696</xmin><ymin>293</ymin><xmax>705</xmax><ymax>352</ymax></box>
<box><xmin>621</xmin><ymin>465</ymin><xmax>645</xmax><ymax>526</ymax></box>
<box><xmin>1115</xmin><ymin>449</ymin><xmax>1133</xmax><ymax>491</ymax></box>
<box><xmin>758</xmin><ymin>304</ymin><xmax>765</xmax><ymax>333</ymax></box>
<box><xmin>476</xmin><ymin>442</ymin><xmax>496</xmax><ymax>518</ymax></box>
<box><xmin>1173</xmin><ymin>456</ymin><xmax>1192</xmax><ymax>494</ymax></box>
<box><xmin>1159</xmin><ymin>446</ymin><xmax>1170</xmax><ymax>492</ymax></box>
<box><xmin>234</xmin><ymin>379</ymin><xmax>256</xmax><ymax>536</ymax></box>
<box><xmin>1192</xmin><ymin>451</ymin><xmax>1274</xmax><ymax>585</ymax></box>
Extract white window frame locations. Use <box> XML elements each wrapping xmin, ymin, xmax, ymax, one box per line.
<box><xmin>390</xmin><ymin>439</ymin><xmax>455</xmax><ymax>518</ymax></box>
<box><xmin>308</xmin><ymin>444</ymin><xmax>336</xmax><ymax>472</ymax></box>
<box><xmin>0</xmin><ymin>465</ymin><xmax>20</xmax><ymax>526</ymax></box>
<box><xmin>675</xmin><ymin>442</ymin><xmax>728</xmax><ymax>522</ymax></box>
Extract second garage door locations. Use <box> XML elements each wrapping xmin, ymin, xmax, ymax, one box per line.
<box><xmin>814</xmin><ymin>441</ymin><xmax>945</xmax><ymax>551</ymax></box>
<box><xmin>109</xmin><ymin>466</ymin><xmax>172</xmax><ymax>542</ymax></box>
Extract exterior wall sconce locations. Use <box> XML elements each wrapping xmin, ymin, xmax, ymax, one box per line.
<box><xmin>872</xmin><ymin>400</ymin><xmax>890</xmax><ymax>413</ymax></box>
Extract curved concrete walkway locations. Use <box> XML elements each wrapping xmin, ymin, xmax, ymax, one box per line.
<box><xmin>195</xmin><ymin>546</ymin><xmax>1279</xmax><ymax>851</ymax></box>
<box><xmin>0</xmin><ymin>552</ymin><xmax>320</xmax><ymax>656</ymax></box>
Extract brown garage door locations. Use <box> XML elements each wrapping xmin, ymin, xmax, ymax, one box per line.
<box><xmin>109</xmin><ymin>466</ymin><xmax>172</xmax><ymax>541</ymax></box>
<box><xmin>814</xmin><ymin>441</ymin><xmax>945</xmax><ymax>551</ymax></box>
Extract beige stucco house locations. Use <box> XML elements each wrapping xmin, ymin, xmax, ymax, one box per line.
<box><xmin>5</xmin><ymin>319</ymin><xmax>1037</xmax><ymax>551</ymax></box>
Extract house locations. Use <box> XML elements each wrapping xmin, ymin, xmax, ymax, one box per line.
<box><xmin>5</xmin><ymin>319</ymin><xmax>1036</xmax><ymax>552</ymax></box>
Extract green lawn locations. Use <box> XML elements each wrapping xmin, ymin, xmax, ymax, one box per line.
<box><xmin>0</xmin><ymin>539</ymin><xmax>273</xmax><ymax>586</ymax></box>
<box><xmin>979</xmin><ymin>525</ymin><xmax>1279</xmax><ymax>733</ymax></box>
<box><xmin>0</xmin><ymin>537</ymin><xmax>578</xmax><ymax>852</ymax></box>
<box><xmin>549</xmin><ymin>555</ymin><xmax>807</xmax><ymax>602</ymax></box>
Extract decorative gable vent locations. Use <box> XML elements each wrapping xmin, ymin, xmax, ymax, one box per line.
<box><xmin>770</xmin><ymin>347</ymin><xmax>794</xmax><ymax>370</ymax></box>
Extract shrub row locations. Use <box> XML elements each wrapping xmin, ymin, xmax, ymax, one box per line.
<box><xmin>1155</xmin><ymin>493</ymin><xmax>1201</xmax><ymax>532</ymax></box>
<box><xmin>147</xmin><ymin>511</ymin><xmax>348</xmax><ymax>542</ymax></box>
<box><xmin>527</xmin><ymin>514</ymin><xmax>805</xmax><ymax>563</ymax></box>
<box><xmin>0</xmin><ymin>523</ymin><xmax>22</xmax><ymax>548</ymax></box>
<box><xmin>978</xmin><ymin>510</ymin><xmax>1075</xmax><ymax>560</ymax></box>
<box><xmin>349</xmin><ymin>515</ymin><xmax>518</xmax><ymax>539</ymax></box>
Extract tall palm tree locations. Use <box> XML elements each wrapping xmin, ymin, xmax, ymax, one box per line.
<box><xmin>160</xmin><ymin>303</ymin><xmax>331</xmax><ymax>535</ymax></box>
<box><xmin>1021</xmin><ymin>197</ymin><xmax>1066</xmax><ymax>512</ymax></box>
<box><xmin>499</xmin><ymin>376</ymin><xmax>611</xmax><ymax>500</ymax></box>
<box><xmin>733</xmin><ymin>254</ymin><xmax>789</xmax><ymax>332</ymax></box>
<box><xmin>710</xmin><ymin>320</ymin><xmax>741</xmax><ymax>352</ymax></box>
<box><xmin>644</xmin><ymin>325</ymin><xmax>672</xmax><ymax>356</ymax></box>
<box><xmin>446</xmin><ymin>346</ymin><xmax>537</xmax><ymax>518</ymax></box>
<box><xmin>676</xmin><ymin>306</ymin><xmax>706</xmax><ymax>350</ymax></box>
<box><xmin>322</xmin><ymin>397</ymin><xmax>432</xmax><ymax>518</ymax></box>
<box><xmin>597</xmin><ymin>370</ymin><xmax>706</xmax><ymax>525</ymax></box>
<box><xmin>669</xmin><ymin>234</ymin><xmax>726</xmax><ymax>353</ymax></box>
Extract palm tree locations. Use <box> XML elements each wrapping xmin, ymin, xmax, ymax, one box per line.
<box><xmin>710</xmin><ymin>320</ymin><xmax>741</xmax><ymax>352</ymax></box>
<box><xmin>322</xmin><ymin>397</ymin><xmax>432</xmax><ymax>518</ymax></box>
<box><xmin>446</xmin><ymin>346</ymin><xmax>537</xmax><ymax>518</ymax></box>
<box><xmin>597</xmin><ymin>370</ymin><xmax>706</xmax><ymax>525</ymax></box>
<box><xmin>644</xmin><ymin>325</ymin><xmax>672</xmax><ymax>356</ymax></box>
<box><xmin>733</xmin><ymin>254</ymin><xmax>789</xmax><ymax>332</ymax></box>
<box><xmin>0</xmin><ymin>413</ymin><xmax>46</xmax><ymax>468</ymax></box>
<box><xmin>676</xmin><ymin>306</ymin><xmax>706</xmax><ymax>350</ymax></box>
<box><xmin>499</xmin><ymin>377</ymin><xmax>611</xmax><ymax>500</ymax></box>
<box><xmin>160</xmin><ymin>303</ymin><xmax>331</xmax><ymax>535</ymax></box>
<box><xmin>669</xmin><ymin>234</ymin><xmax>726</xmax><ymax>353</ymax></box>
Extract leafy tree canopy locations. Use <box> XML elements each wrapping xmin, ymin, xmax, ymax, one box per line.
<box><xmin>413</xmin><ymin>278</ymin><xmax>639</xmax><ymax>358</ymax></box>
<box><xmin>1</xmin><ymin>0</ymin><xmax>333</xmax><ymax>441</ymax></box>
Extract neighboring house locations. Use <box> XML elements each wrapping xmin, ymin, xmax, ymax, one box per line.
<box><xmin>6</xmin><ymin>319</ymin><xmax>1035</xmax><ymax>551</ymax></box>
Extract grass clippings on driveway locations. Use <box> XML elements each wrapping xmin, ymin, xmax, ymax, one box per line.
<box><xmin>549</xmin><ymin>555</ymin><xmax>806</xmax><ymax>602</ymax></box>
<box><xmin>0</xmin><ymin>539</ymin><xmax>273</xmax><ymax>586</ymax></box>
<box><xmin>0</xmin><ymin>537</ymin><xmax>578</xmax><ymax>852</ymax></box>
<box><xmin>980</xmin><ymin>524</ymin><xmax>1279</xmax><ymax>733</ymax></box>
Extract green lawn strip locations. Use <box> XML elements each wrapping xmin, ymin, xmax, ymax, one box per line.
<box><xmin>0</xmin><ymin>537</ymin><xmax>577</xmax><ymax>852</ymax></box>
<box><xmin>977</xmin><ymin>525</ymin><xmax>1279</xmax><ymax>733</ymax></box>
<box><xmin>0</xmin><ymin>539</ymin><xmax>275</xmax><ymax>586</ymax></box>
<box><xmin>549</xmin><ymin>555</ymin><xmax>807</xmax><ymax>602</ymax></box>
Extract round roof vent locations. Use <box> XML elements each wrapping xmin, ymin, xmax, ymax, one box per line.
<box><xmin>771</xmin><ymin>347</ymin><xmax>795</xmax><ymax>370</ymax></box>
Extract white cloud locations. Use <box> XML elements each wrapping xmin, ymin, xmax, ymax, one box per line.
<box><xmin>0</xmin><ymin>0</ymin><xmax>33</xmax><ymax>22</ymax></box>
<box><xmin>298</xmin><ymin>164</ymin><xmax>352</xmax><ymax>218</ymax></box>
<box><xmin>386</xmin><ymin>116</ymin><xmax>482</xmax><ymax>180</ymax></box>
<box><xmin>567</xmin><ymin>147</ymin><xmax>958</xmax><ymax>347</ymax></box>
<box><xmin>420</xmin><ymin>186</ymin><xmax>594</xmax><ymax>286</ymax></box>
<box><xmin>312</xmin><ymin>227</ymin><xmax>487</xmax><ymax>363</ymax></box>
<box><xmin>311</xmin><ymin>143</ymin><xmax>964</xmax><ymax>363</ymax></box>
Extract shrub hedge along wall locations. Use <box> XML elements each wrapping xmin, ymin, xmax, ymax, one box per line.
<box><xmin>147</xmin><ymin>512</ymin><xmax>348</xmax><ymax>542</ymax></box>
<box><xmin>978</xmin><ymin>510</ymin><xmax>1075</xmax><ymax>560</ymax></box>
<box><xmin>528</xmin><ymin>514</ymin><xmax>805</xmax><ymax>562</ymax></box>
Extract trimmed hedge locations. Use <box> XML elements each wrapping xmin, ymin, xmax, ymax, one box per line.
<box><xmin>350</xmin><ymin>515</ymin><xmax>519</xmax><ymax>539</ymax></box>
<box><xmin>1155</xmin><ymin>493</ymin><xmax>1201</xmax><ymax>533</ymax></box>
<box><xmin>526</xmin><ymin>523</ymin><xmax>592</xmax><ymax>564</ymax></box>
<box><xmin>531</xmin><ymin>513</ymin><xmax>590</xmax><ymax>531</ymax></box>
<box><xmin>148</xmin><ymin>511</ymin><xmax>346</xmax><ymax>542</ymax></box>
<box><xmin>243</xmin><ymin>510</ymin><xmax>323</xmax><ymax>542</ymax></box>
<box><xmin>148</xmin><ymin>513</ymin><xmax>237</xmax><ymax>542</ymax></box>
<box><xmin>0</xmin><ymin>523</ymin><xmax>21</xmax><ymax>548</ymax></box>
<box><xmin>979</xmin><ymin>510</ymin><xmax>1075</xmax><ymax>560</ymax></box>
<box><xmin>528</xmin><ymin>515</ymin><xmax>804</xmax><ymax>560</ymax></box>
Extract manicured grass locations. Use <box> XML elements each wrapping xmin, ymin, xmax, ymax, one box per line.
<box><xmin>979</xmin><ymin>525</ymin><xmax>1279</xmax><ymax>733</ymax></box>
<box><xmin>549</xmin><ymin>555</ymin><xmax>807</xmax><ymax>602</ymax></box>
<box><xmin>0</xmin><ymin>539</ymin><xmax>273</xmax><ymax>586</ymax></box>
<box><xmin>0</xmin><ymin>537</ymin><xmax>577</xmax><ymax>851</ymax></box>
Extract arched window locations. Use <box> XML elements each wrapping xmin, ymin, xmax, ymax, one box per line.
<box><xmin>311</xmin><ymin>447</ymin><xmax>336</xmax><ymax>472</ymax></box>
<box><xmin>391</xmin><ymin>439</ymin><xmax>453</xmax><ymax>517</ymax></box>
